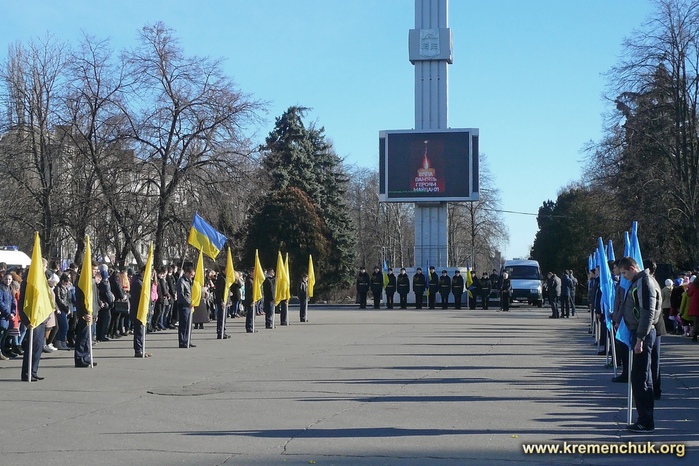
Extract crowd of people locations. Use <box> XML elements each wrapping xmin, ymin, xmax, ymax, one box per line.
<box><xmin>0</xmin><ymin>259</ymin><xmax>311</xmax><ymax>382</ymax></box>
<box><xmin>355</xmin><ymin>265</ymin><xmax>514</xmax><ymax>311</ymax></box>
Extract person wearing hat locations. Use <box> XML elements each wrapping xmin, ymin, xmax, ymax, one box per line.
<box><xmin>451</xmin><ymin>270</ymin><xmax>464</xmax><ymax>309</ymax></box>
<box><xmin>385</xmin><ymin>268</ymin><xmax>396</xmax><ymax>309</ymax></box>
<box><xmin>436</xmin><ymin>270</ymin><xmax>449</xmax><ymax>309</ymax></box>
<box><xmin>370</xmin><ymin>266</ymin><xmax>384</xmax><ymax>309</ymax></box>
<box><xmin>397</xmin><ymin>268</ymin><xmax>410</xmax><ymax>309</ymax></box>
<box><xmin>427</xmin><ymin>266</ymin><xmax>439</xmax><ymax>309</ymax></box>
<box><xmin>412</xmin><ymin>267</ymin><xmax>426</xmax><ymax>309</ymax></box>
<box><xmin>356</xmin><ymin>267</ymin><xmax>370</xmax><ymax>309</ymax></box>
<box><xmin>480</xmin><ymin>272</ymin><xmax>492</xmax><ymax>310</ymax></box>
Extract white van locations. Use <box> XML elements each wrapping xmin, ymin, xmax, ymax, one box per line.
<box><xmin>0</xmin><ymin>246</ymin><xmax>32</xmax><ymax>270</ymax></box>
<box><xmin>503</xmin><ymin>259</ymin><xmax>543</xmax><ymax>307</ymax></box>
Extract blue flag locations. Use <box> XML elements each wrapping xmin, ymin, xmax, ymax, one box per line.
<box><xmin>607</xmin><ymin>239</ymin><xmax>615</xmax><ymax>261</ymax></box>
<box><xmin>616</xmin><ymin>316</ymin><xmax>635</xmax><ymax>348</ymax></box>
<box><xmin>630</xmin><ymin>221</ymin><xmax>644</xmax><ymax>269</ymax></box>
<box><xmin>597</xmin><ymin>238</ymin><xmax>615</xmax><ymax>333</ymax></box>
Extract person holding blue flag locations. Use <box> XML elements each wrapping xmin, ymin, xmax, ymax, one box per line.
<box><xmin>617</xmin><ymin>256</ymin><xmax>661</xmax><ymax>433</ymax></box>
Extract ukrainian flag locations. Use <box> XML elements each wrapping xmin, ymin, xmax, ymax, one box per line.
<box><xmin>188</xmin><ymin>213</ymin><xmax>227</xmax><ymax>259</ymax></box>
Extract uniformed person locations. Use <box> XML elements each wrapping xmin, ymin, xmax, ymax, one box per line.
<box><xmin>413</xmin><ymin>267</ymin><xmax>426</xmax><ymax>309</ymax></box>
<box><xmin>356</xmin><ymin>267</ymin><xmax>370</xmax><ymax>309</ymax></box>
<box><xmin>480</xmin><ymin>272</ymin><xmax>492</xmax><ymax>310</ymax></box>
<box><xmin>370</xmin><ymin>266</ymin><xmax>384</xmax><ymax>309</ymax></box>
<box><xmin>397</xmin><ymin>268</ymin><xmax>410</xmax><ymax>309</ymax></box>
<box><xmin>438</xmin><ymin>270</ymin><xmax>451</xmax><ymax>309</ymax></box>
<box><xmin>385</xmin><ymin>268</ymin><xmax>396</xmax><ymax>309</ymax></box>
<box><xmin>452</xmin><ymin>270</ymin><xmax>464</xmax><ymax>309</ymax></box>
<box><xmin>427</xmin><ymin>266</ymin><xmax>439</xmax><ymax>309</ymax></box>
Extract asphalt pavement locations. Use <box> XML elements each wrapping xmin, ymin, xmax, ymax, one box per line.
<box><xmin>0</xmin><ymin>304</ymin><xmax>696</xmax><ymax>465</ymax></box>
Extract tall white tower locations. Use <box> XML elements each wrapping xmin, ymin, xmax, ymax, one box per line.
<box><xmin>409</xmin><ymin>0</ymin><xmax>452</xmax><ymax>267</ymax></box>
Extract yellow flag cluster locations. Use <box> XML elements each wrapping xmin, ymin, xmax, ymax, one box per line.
<box><xmin>23</xmin><ymin>232</ymin><xmax>54</xmax><ymax>328</ymax></box>
<box><xmin>137</xmin><ymin>244</ymin><xmax>154</xmax><ymax>325</ymax></box>
<box><xmin>192</xmin><ymin>248</ymin><xmax>204</xmax><ymax>308</ymax></box>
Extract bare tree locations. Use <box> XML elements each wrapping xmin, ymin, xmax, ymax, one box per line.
<box><xmin>0</xmin><ymin>36</ymin><xmax>70</xmax><ymax>254</ymax></box>
<box><xmin>122</xmin><ymin>23</ymin><xmax>262</xmax><ymax>266</ymax></box>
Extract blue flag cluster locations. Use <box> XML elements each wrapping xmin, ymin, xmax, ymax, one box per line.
<box><xmin>587</xmin><ymin>222</ymin><xmax>645</xmax><ymax>349</ymax></box>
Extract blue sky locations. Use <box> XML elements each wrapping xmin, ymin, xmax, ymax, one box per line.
<box><xmin>1</xmin><ymin>0</ymin><xmax>656</xmax><ymax>260</ymax></box>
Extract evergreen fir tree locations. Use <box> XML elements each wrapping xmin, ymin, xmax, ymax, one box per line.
<box><xmin>242</xmin><ymin>106</ymin><xmax>355</xmax><ymax>294</ymax></box>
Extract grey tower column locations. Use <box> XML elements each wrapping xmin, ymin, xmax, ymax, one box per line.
<box><xmin>411</xmin><ymin>0</ymin><xmax>451</xmax><ymax>267</ymax></box>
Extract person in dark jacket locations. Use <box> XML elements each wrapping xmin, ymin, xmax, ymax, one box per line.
<box><xmin>413</xmin><ymin>268</ymin><xmax>426</xmax><ymax>309</ymax></box>
<box><xmin>108</xmin><ymin>270</ymin><xmax>128</xmax><ymax>338</ymax></box>
<box><xmin>370</xmin><ymin>266</ymin><xmax>384</xmax><ymax>309</ymax></box>
<box><xmin>18</xmin><ymin>262</ymin><xmax>50</xmax><ymax>381</ymax></box>
<box><xmin>500</xmin><ymin>272</ymin><xmax>512</xmax><ymax>312</ymax></box>
<box><xmin>96</xmin><ymin>269</ymin><xmax>114</xmax><ymax>342</ymax></box>
<box><xmin>469</xmin><ymin>271</ymin><xmax>481</xmax><ymax>310</ymax></box>
<box><xmin>385</xmin><ymin>268</ymin><xmax>396</xmax><ymax>309</ymax></box>
<box><xmin>177</xmin><ymin>266</ymin><xmax>195</xmax><ymax>348</ymax></box>
<box><xmin>0</xmin><ymin>272</ymin><xmax>17</xmax><ymax>360</ymax></box>
<box><xmin>263</xmin><ymin>269</ymin><xmax>276</xmax><ymax>329</ymax></box>
<box><xmin>438</xmin><ymin>270</ymin><xmax>451</xmax><ymax>309</ymax></box>
<box><xmin>74</xmin><ymin>263</ymin><xmax>99</xmax><ymax>367</ymax></box>
<box><xmin>356</xmin><ymin>267</ymin><xmax>370</xmax><ymax>309</ymax></box>
<box><xmin>166</xmin><ymin>266</ymin><xmax>178</xmax><ymax>328</ymax></box>
<box><xmin>480</xmin><ymin>272</ymin><xmax>492</xmax><ymax>310</ymax></box>
<box><xmin>427</xmin><ymin>266</ymin><xmax>439</xmax><ymax>309</ymax></box>
<box><xmin>397</xmin><ymin>268</ymin><xmax>410</xmax><ymax>309</ymax></box>
<box><xmin>214</xmin><ymin>265</ymin><xmax>232</xmax><ymax>339</ymax></box>
<box><xmin>547</xmin><ymin>272</ymin><xmax>561</xmax><ymax>318</ymax></box>
<box><xmin>244</xmin><ymin>270</ymin><xmax>255</xmax><ymax>333</ymax></box>
<box><xmin>451</xmin><ymin>270</ymin><xmax>464</xmax><ymax>309</ymax></box>
<box><xmin>298</xmin><ymin>274</ymin><xmax>309</xmax><ymax>322</ymax></box>
<box><xmin>129</xmin><ymin>267</ymin><xmax>149</xmax><ymax>357</ymax></box>
<box><xmin>53</xmin><ymin>273</ymin><xmax>72</xmax><ymax>350</ymax></box>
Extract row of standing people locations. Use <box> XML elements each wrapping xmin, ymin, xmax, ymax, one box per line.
<box><xmin>355</xmin><ymin>266</ymin><xmax>513</xmax><ymax>311</ymax></box>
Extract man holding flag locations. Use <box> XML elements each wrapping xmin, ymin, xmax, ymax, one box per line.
<box><xmin>177</xmin><ymin>265</ymin><xmax>196</xmax><ymax>348</ymax></box>
<box><xmin>18</xmin><ymin>233</ymin><xmax>53</xmax><ymax>381</ymax></box>
<box><xmin>133</xmin><ymin>244</ymin><xmax>154</xmax><ymax>358</ymax></box>
<box><xmin>617</xmin><ymin>256</ymin><xmax>661</xmax><ymax>433</ymax></box>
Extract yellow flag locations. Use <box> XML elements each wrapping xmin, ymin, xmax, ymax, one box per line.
<box><xmin>253</xmin><ymin>249</ymin><xmax>265</xmax><ymax>302</ymax></box>
<box><xmin>137</xmin><ymin>243</ymin><xmax>153</xmax><ymax>325</ymax></box>
<box><xmin>224</xmin><ymin>246</ymin><xmax>235</xmax><ymax>306</ymax></box>
<box><xmin>77</xmin><ymin>235</ymin><xmax>94</xmax><ymax>316</ymax></box>
<box><xmin>308</xmin><ymin>254</ymin><xmax>315</xmax><ymax>298</ymax></box>
<box><xmin>284</xmin><ymin>253</ymin><xmax>291</xmax><ymax>300</ymax></box>
<box><xmin>192</xmin><ymin>248</ymin><xmax>204</xmax><ymax>308</ymax></box>
<box><xmin>23</xmin><ymin>232</ymin><xmax>54</xmax><ymax>327</ymax></box>
<box><xmin>275</xmin><ymin>251</ymin><xmax>286</xmax><ymax>303</ymax></box>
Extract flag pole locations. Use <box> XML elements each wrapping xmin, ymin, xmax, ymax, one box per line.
<box><xmin>252</xmin><ymin>301</ymin><xmax>256</xmax><ymax>333</ymax></box>
<box><xmin>611</xmin><ymin>328</ymin><xmax>618</xmax><ymax>377</ymax></box>
<box><xmin>143</xmin><ymin>320</ymin><xmax>147</xmax><ymax>358</ymax></box>
<box><xmin>88</xmin><ymin>318</ymin><xmax>94</xmax><ymax>368</ymax></box>
<box><xmin>627</xmin><ymin>349</ymin><xmax>633</xmax><ymax>425</ymax></box>
<box><xmin>27</xmin><ymin>328</ymin><xmax>33</xmax><ymax>383</ymax></box>
<box><xmin>188</xmin><ymin>307</ymin><xmax>194</xmax><ymax>348</ymax></box>
<box><xmin>222</xmin><ymin>301</ymin><xmax>227</xmax><ymax>337</ymax></box>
